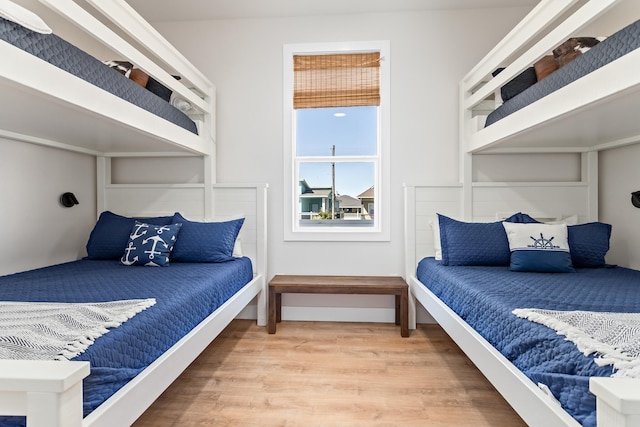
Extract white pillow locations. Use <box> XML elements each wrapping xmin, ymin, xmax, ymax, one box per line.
<box><xmin>170</xmin><ymin>93</ymin><xmax>194</xmax><ymax>113</ymax></box>
<box><xmin>502</xmin><ymin>222</ymin><xmax>573</xmax><ymax>273</ymax></box>
<box><xmin>429</xmin><ymin>218</ymin><xmax>442</xmax><ymax>261</ymax></box>
<box><xmin>232</xmin><ymin>239</ymin><xmax>243</xmax><ymax>258</ymax></box>
<box><xmin>546</xmin><ymin>214</ymin><xmax>578</xmax><ymax>226</ymax></box>
<box><xmin>0</xmin><ymin>0</ymin><xmax>52</xmax><ymax>34</ymax></box>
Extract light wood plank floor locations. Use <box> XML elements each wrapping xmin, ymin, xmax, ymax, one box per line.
<box><xmin>134</xmin><ymin>320</ymin><xmax>526</xmax><ymax>427</ymax></box>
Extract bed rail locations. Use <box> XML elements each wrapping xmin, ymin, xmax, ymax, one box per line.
<box><xmin>0</xmin><ymin>360</ymin><xmax>89</xmax><ymax>427</ymax></box>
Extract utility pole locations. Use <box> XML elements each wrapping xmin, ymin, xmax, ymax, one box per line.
<box><xmin>331</xmin><ymin>144</ymin><xmax>335</xmax><ymax>220</ymax></box>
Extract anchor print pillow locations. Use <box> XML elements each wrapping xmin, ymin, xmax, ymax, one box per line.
<box><xmin>502</xmin><ymin>222</ymin><xmax>574</xmax><ymax>273</ymax></box>
<box><xmin>121</xmin><ymin>221</ymin><xmax>182</xmax><ymax>267</ymax></box>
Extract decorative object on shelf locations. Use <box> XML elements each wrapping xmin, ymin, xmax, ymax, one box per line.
<box><xmin>59</xmin><ymin>192</ymin><xmax>79</xmax><ymax>207</ymax></box>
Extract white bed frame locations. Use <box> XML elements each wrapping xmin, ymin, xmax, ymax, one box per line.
<box><xmin>0</xmin><ymin>183</ymin><xmax>268</xmax><ymax>427</ymax></box>
<box><xmin>0</xmin><ymin>1</ymin><xmax>270</xmax><ymax>426</ymax></box>
<box><xmin>436</xmin><ymin>1</ymin><xmax>640</xmax><ymax>423</ymax></box>
<box><xmin>403</xmin><ymin>182</ymin><xmax>640</xmax><ymax>426</ymax></box>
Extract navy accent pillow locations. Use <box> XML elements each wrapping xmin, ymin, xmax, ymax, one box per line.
<box><xmin>509</xmin><ymin>250</ymin><xmax>574</xmax><ymax>273</ymax></box>
<box><xmin>568</xmin><ymin>222</ymin><xmax>611</xmax><ymax>267</ymax></box>
<box><xmin>120</xmin><ymin>221</ymin><xmax>182</xmax><ymax>267</ymax></box>
<box><xmin>492</xmin><ymin>67</ymin><xmax>537</xmax><ymax>101</ymax></box>
<box><xmin>503</xmin><ymin>222</ymin><xmax>574</xmax><ymax>273</ymax></box>
<box><xmin>145</xmin><ymin>75</ymin><xmax>181</xmax><ymax>102</ymax></box>
<box><xmin>121</xmin><ymin>222</ymin><xmax>182</xmax><ymax>267</ymax></box>
<box><xmin>86</xmin><ymin>211</ymin><xmax>174</xmax><ymax>260</ymax></box>
<box><xmin>508</xmin><ymin>212</ymin><xmax>540</xmax><ymax>224</ymax></box>
<box><xmin>170</xmin><ymin>213</ymin><xmax>244</xmax><ymax>263</ymax></box>
<box><xmin>438</xmin><ymin>214</ymin><xmax>511</xmax><ymax>266</ymax></box>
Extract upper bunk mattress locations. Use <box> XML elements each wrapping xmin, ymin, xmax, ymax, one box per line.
<box><xmin>485</xmin><ymin>18</ymin><xmax>640</xmax><ymax>127</ymax></box>
<box><xmin>0</xmin><ymin>17</ymin><xmax>198</xmax><ymax>134</ymax></box>
<box><xmin>0</xmin><ymin>257</ymin><xmax>253</xmax><ymax>426</ymax></box>
<box><xmin>416</xmin><ymin>257</ymin><xmax>640</xmax><ymax>427</ymax></box>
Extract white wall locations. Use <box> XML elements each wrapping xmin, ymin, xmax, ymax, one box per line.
<box><xmin>0</xmin><ymin>139</ymin><xmax>96</xmax><ymax>276</ymax></box>
<box><xmin>149</xmin><ymin>7</ymin><xmax>533</xmax><ymax>321</ymax></box>
<box><xmin>600</xmin><ymin>144</ymin><xmax>640</xmax><ymax>269</ymax></box>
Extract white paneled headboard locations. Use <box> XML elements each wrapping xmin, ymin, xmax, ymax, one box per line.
<box><xmin>102</xmin><ymin>182</ymin><xmax>268</xmax><ymax>277</ymax></box>
<box><xmin>403</xmin><ymin>181</ymin><xmax>593</xmax><ymax>281</ymax></box>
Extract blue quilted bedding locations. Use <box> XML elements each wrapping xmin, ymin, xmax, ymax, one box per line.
<box><xmin>0</xmin><ymin>17</ymin><xmax>198</xmax><ymax>134</ymax></box>
<box><xmin>416</xmin><ymin>257</ymin><xmax>640</xmax><ymax>427</ymax></box>
<box><xmin>485</xmin><ymin>19</ymin><xmax>640</xmax><ymax>127</ymax></box>
<box><xmin>0</xmin><ymin>258</ymin><xmax>253</xmax><ymax>426</ymax></box>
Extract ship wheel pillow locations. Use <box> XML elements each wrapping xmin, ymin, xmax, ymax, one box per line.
<box><xmin>502</xmin><ymin>222</ymin><xmax>574</xmax><ymax>273</ymax></box>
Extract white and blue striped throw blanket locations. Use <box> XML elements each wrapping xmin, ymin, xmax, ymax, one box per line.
<box><xmin>0</xmin><ymin>299</ymin><xmax>156</xmax><ymax>360</ymax></box>
<box><xmin>514</xmin><ymin>308</ymin><xmax>640</xmax><ymax>378</ymax></box>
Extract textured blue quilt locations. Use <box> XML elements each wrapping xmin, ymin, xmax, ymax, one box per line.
<box><xmin>416</xmin><ymin>257</ymin><xmax>640</xmax><ymax>427</ymax></box>
<box><xmin>0</xmin><ymin>258</ymin><xmax>253</xmax><ymax>425</ymax></box>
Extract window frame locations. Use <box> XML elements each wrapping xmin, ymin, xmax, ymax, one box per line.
<box><xmin>283</xmin><ymin>40</ymin><xmax>390</xmax><ymax>242</ymax></box>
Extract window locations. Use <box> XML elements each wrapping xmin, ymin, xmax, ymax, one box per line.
<box><xmin>283</xmin><ymin>41</ymin><xmax>390</xmax><ymax>241</ymax></box>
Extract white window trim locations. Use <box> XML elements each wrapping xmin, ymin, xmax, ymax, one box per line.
<box><xmin>283</xmin><ymin>40</ymin><xmax>390</xmax><ymax>242</ymax></box>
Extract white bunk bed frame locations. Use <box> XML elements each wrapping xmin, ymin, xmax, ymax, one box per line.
<box><xmin>0</xmin><ymin>181</ymin><xmax>269</xmax><ymax>427</ymax></box>
<box><xmin>461</xmin><ymin>0</ymin><xmax>640</xmax><ymax>155</ymax></box>
<box><xmin>0</xmin><ymin>0</ymin><xmax>215</xmax><ymax>158</ymax></box>
<box><xmin>0</xmin><ymin>1</ymin><xmax>269</xmax><ymax>426</ymax></box>
<box><xmin>404</xmin><ymin>0</ymin><xmax>640</xmax><ymax>426</ymax></box>
<box><xmin>404</xmin><ymin>183</ymin><xmax>640</xmax><ymax>427</ymax></box>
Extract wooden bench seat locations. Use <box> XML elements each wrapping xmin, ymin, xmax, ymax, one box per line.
<box><xmin>267</xmin><ymin>275</ymin><xmax>409</xmax><ymax>337</ymax></box>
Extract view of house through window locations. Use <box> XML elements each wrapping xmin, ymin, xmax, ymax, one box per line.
<box><xmin>293</xmin><ymin>52</ymin><xmax>381</xmax><ymax>228</ymax></box>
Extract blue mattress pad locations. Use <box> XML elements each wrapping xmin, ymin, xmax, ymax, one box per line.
<box><xmin>0</xmin><ymin>258</ymin><xmax>253</xmax><ymax>425</ymax></box>
<box><xmin>416</xmin><ymin>257</ymin><xmax>640</xmax><ymax>426</ymax></box>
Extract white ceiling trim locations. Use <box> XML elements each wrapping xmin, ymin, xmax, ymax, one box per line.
<box><xmin>127</xmin><ymin>0</ymin><xmax>539</xmax><ymax>23</ymax></box>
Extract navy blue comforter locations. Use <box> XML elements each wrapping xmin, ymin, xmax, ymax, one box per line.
<box><xmin>0</xmin><ymin>258</ymin><xmax>253</xmax><ymax>424</ymax></box>
<box><xmin>416</xmin><ymin>257</ymin><xmax>640</xmax><ymax>426</ymax></box>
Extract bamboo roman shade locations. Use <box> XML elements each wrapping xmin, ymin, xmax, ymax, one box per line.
<box><xmin>293</xmin><ymin>52</ymin><xmax>380</xmax><ymax>109</ymax></box>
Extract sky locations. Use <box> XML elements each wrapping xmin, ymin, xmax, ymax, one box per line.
<box><xmin>296</xmin><ymin>106</ymin><xmax>377</xmax><ymax>197</ymax></box>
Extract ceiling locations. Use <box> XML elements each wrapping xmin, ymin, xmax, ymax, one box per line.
<box><xmin>127</xmin><ymin>0</ymin><xmax>539</xmax><ymax>22</ymax></box>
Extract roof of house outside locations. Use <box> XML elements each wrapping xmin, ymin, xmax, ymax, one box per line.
<box><xmin>337</xmin><ymin>194</ymin><xmax>362</xmax><ymax>208</ymax></box>
<box><xmin>357</xmin><ymin>186</ymin><xmax>374</xmax><ymax>199</ymax></box>
<box><xmin>300</xmin><ymin>188</ymin><xmax>332</xmax><ymax>198</ymax></box>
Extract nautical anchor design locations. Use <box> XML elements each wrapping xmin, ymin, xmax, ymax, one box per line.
<box><xmin>121</xmin><ymin>241</ymin><xmax>139</xmax><ymax>265</ymax></box>
<box><xmin>130</xmin><ymin>223</ymin><xmax>149</xmax><ymax>240</ymax></box>
<box><xmin>154</xmin><ymin>225</ymin><xmax>171</xmax><ymax>234</ymax></box>
<box><xmin>142</xmin><ymin>235</ymin><xmax>168</xmax><ymax>260</ymax></box>
<box><xmin>528</xmin><ymin>233</ymin><xmax>559</xmax><ymax>250</ymax></box>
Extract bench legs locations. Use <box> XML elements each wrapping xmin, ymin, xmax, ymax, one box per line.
<box><xmin>268</xmin><ymin>286</ymin><xmax>409</xmax><ymax>337</ymax></box>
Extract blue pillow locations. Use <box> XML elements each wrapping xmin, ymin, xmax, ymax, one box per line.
<box><xmin>86</xmin><ymin>211</ymin><xmax>174</xmax><ymax>260</ymax></box>
<box><xmin>121</xmin><ymin>221</ymin><xmax>182</xmax><ymax>267</ymax></box>
<box><xmin>438</xmin><ymin>214</ymin><xmax>507</xmax><ymax>266</ymax></box>
<box><xmin>503</xmin><ymin>222</ymin><xmax>574</xmax><ymax>273</ymax></box>
<box><xmin>568</xmin><ymin>222</ymin><xmax>611</xmax><ymax>267</ymax></box>
<box><xmin>170</xmin><ymin>213</ymin><xmax>244</xmax><ymax>263</ymax></box>
<box><xmin>508</xmin><ymin>212</ymin><xmax>540</xmax><ymax>224</ymax></box>
<box><xmin>437</xmin><ymin>213</ymin><xmax>548</xmax><ymax>266</ymax></box>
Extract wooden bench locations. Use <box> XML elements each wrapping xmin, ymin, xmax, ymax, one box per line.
<box><xmin>267</xmin><ymin>275</ymin><xmax>409</xmax><ymax>337</ymax></box>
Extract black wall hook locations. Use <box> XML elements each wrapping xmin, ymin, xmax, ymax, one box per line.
<box><xmin>631</xmin><ymin>191</ymin><xmax>640</xmax><ymax>208</ymax></box>
<box><xmin>60</xmin><ymin>192</ymin><xmax>79</xmax><ymax>208</ymax></box>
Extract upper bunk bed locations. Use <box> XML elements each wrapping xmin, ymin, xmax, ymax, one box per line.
<box><xmin>461</xmin><ymin>0</ymin><xmax>640</xmax><ymax>154</ymax></box>
<box><xmin>0</xmin><ymin>0</ymin><xmax>215</xmax><ymax>157</ymax></box>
